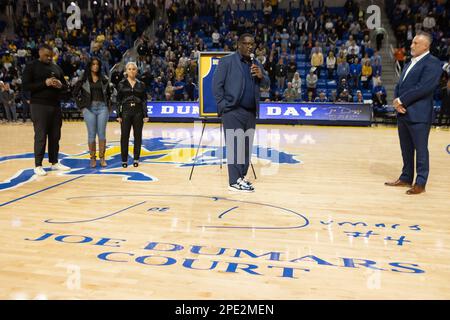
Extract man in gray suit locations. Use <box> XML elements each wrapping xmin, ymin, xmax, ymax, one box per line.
<box><xmin>213</xmin><ymin>33</ymin><xmax>270</xmax><ymax>192</ymax></box>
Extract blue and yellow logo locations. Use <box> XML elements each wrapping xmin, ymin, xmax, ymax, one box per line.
<box><xmin>0</xmin><ymin>137</ymin><xmax>300</xmax><ymax>191</ymax></box>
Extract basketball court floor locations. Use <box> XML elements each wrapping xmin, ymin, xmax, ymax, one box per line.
<box><xmin>0</xmin><ymin>121</ymin><xmax>449</xmax><ymax>299</ymax></box>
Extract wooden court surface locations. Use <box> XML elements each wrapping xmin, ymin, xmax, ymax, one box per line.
<box><xmin>0</xmin><ymin>121</ymin><xmax>449</xmax><ymax>299</ymax></box>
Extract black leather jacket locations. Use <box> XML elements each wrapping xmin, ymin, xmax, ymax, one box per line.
<box><xmin>73</xmin><ymin>73</ymin><xmax>115</xmax><ymax>110</ymax></box>
<box><xmin>116</xmin><ymin>78</ymin><xmax>147</xmax><ymax>117</ymax></box>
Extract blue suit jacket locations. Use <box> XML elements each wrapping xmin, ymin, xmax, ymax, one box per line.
<box><xmin>212</xmin><ymin>52</ymin><xmax>270</xmax><ymax>116</ymax></box>
<box><xmin>394</xmin><ymin>53</ymin><xmax>442</xmax><ymax>123</ymax></box>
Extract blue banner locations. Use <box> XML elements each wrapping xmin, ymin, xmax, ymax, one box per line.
<box><xmin>145</xmin><ymin>101</ymin><xmax>200</xmax><ymax>118</ymax></box>
<box><xmin>259</xmin><ymin>102</ymin><xmax>372</xmax><ymax>123</ymax></box>
<box><xmin>109</xmin><ymin>101</ymin><xmax>372</xmax><ymax>124</ymax></box>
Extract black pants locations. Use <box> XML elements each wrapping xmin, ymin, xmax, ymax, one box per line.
<box><xmin>22</xmin><ymin>102</ymin><xmax>30</xmax><ymax>122</ymax></box>
<box><xmin>121</xmin><ymin>111</ymin><xmax>144</xmax><ymax>162</ymax></box>
<box><xmin>222</xmin><ymin>108</ymin><xmax>256</xmax><ymax>185</ymax></box>
<box><xmin>30</xmin><ymin>104</ymin><xmax>63</xmax><ymax>167</ymax></box>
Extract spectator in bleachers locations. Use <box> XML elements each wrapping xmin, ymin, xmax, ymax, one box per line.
<box><xmin>328</xmin><ymin>28</ymin><xmax>339</xmax><ymax>52</ymax></box>
<box><xmin>0</xmin><ymin>81</ymin><xmax>16</xmax><ymax>123</ymax></box>
<box><xmin>280</xmin><ymin>28</ymin><xmax>290</xmax><ymax>48</ymax></box>
<box><xmin>405</xmin><ymin>25</ymin><xmax>415</xmax><ymax>49</ymax></box>
<box><xmin>325</xmin><ymin>18</ymin><xmax>334</xmax><ymax>33</ymax></box>
<box><xmin>372</xmin><ymin>79</ymin><xmax>386</xmax><ymax>98</ymax></box>
<box><xmin>361</xmin><ymin>59</ymin><xmax>373</xmax><ymax>90</ymax></box>
<box><xmin>422</xmin><ymin>12</ymin><xmax>436</xmax><ymax>32</ymax></box>
<box><xmin>173</xmin><ymin>76</ymin><xmax>185</xmax><ymax>101</ymax></box>
<box><xmin>375</xmin><ymin>27</ymin><xmax>385</xmax><ymax>51</ymax></box>
<box><xmin>372</xmin><ymin>79</ymin><xmax>387</xmax><ymax>109</ymax></box>
<box><xmin>360</xmin><ymin>34</ymin><xmax>372</xmax><ymax>57</ymax></box>
<box><xmin>291</xmin><ymin>72</ymin><xmax>302</xmax><ymax>100</ymax></box>
<box><xmin>329</xmin><ymin>89</ymin><xmax>338</xmax><ymax>103</ymax></box>
<box><xmin>394</xmin><ymin>46</ymin><xmax>407</xmax><ymax>70</ymax></box>
<box><xmin>264</xmin><ymin>55</ymin><xmax>276</xmax><ymax>86</ymax></box>
<box><xmin>337</xmin><ymin>89</ymin><xmax>352</xmax><ymax>102</ymax></box>
<box><xmin>263</xmin><ymin>1</ymin><xmax>273</xmax><ymax>26</ymax></box>
<box><xmin>353</xmin><ymin>90</ymin><xmax>364</xmax><ymax>103</ymax></box>
<box><xmin>346</xmin><ymin>48</ymin><xmax>358</xmax><ymax>65</ymax></box>
<box><xmin>317</xmin><ymin>29</ymin><xmax>328</xmax><ymax>52</ymax></box>
<box><xmin>314</xmin><ymin>91</ymin><xmax>328</xmax><ymax>103</ymax></box>
<box><xmin>311</xmin><ymin>41</ymin><xmax>323</xmax><ymax>56</ymax></box>
<box><xmin>279</xmin><ymin>46</ymin><xmax>289</xmax><ymax>62</ymax></box>
<box><xmin>283</xmin><ymin>82</ymin><xmax>298</xmax><ymax>102</ymax></box>
<box><xmin>164</xmin><ymin>81</ymin><xmax>175</xmax><ymax>101</ymax></box>
<box><xmin>273</xmin><ymin>90</ymin><xmax>283</xmax><ymax>102</ymax></box>
<box><xmin>287</xmin><ymin>56</ymin><xmax>297</xmax><ymax>83</ymax></box>
<box><xmin>274</xmin><ymin>14</ymin><xmax>284</xmax><ymax>32</ymax></box>
<box><xmin>151</xmin><ymin>76</ymin><xmax>165</xmax><ymax>101</ymax></box>
<box><xmin>304</xmin><ymin>33</ymin><xmax>314</xmax><ymax>58</ymax></box>
<box><xmin>306</xmin><ymin>90</ymin><xmax>314</xmax><ymax>102</ymax></box>
<box><xmin>306</xmin><ymin>68</ymin><xmax>318</xmax><ymax>98</ymax></box>
<box><xmin>348</xmin><ymin>21</ymin><xmax>361</xmax><ymax>40</ymax></box>
<box><xmin>275</xmin><ymin>58</ymin><xmax>287</xmax><ymax>91</ymax></box>
<box><xmin>337</xmin><ymin>60</ymin><xmax>350</xmax><ymax>82</ymax></box>
<box><xmin>212</xmin><ymin>29</ymin><xmax>221</xmax><ymax>49</ymax></box>
<box><xmin>336</xmin><ymin>50</ymin><xmax>347</xmax><ymax>65</ymax></box>
<box><xmin>349</xmin><ymin>58</ymin><xmax>362</xmax><ymax>89</ymax></box>
<box><xmin>20</xmin><ymin>89</ymin><xmax>31</xmax><ymax>123</ymax></box>
<box><xmin>326</xmin><ymin>51</ymin><xmax>336</xmax><ymax>80</ymax></box>
<box><xmin>361</xmin><ymin>53</ymin><xmax>371</xmax><ymax>67</ymax></box>
<box><xmin>311</xmin><ymin>49</ymin><xmax>324</xmax><ymax>76</ymax></box>
<box><xmin>261</xmin><ymin>85</ymin><xmax>271</xmax><ymax>101</ymax></box>
<box><xmin>338</xmin><ymin>78</ymin><xmax>350</xmax><ymax>95</ymax></box>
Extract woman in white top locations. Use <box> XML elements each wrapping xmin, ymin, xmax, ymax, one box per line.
<box><xmin>326</xmin><ymin>51</ymin><xmax>336</xmax><ymax>80</ymax></box>
<box><xmin>291</xmin><ymin>72</ymin><xmax>302</xmax><ymax>99</ymax></box>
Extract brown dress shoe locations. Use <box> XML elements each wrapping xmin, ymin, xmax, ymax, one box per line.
<box><xmin>384</xmin><ymin>179</ymin><xmax>412</xmax><ymax>187</ymax></box>
<box><xmin>406</xmin><ymin>184</ymin><xmax>426</xmax><ymax>195</ymax></box>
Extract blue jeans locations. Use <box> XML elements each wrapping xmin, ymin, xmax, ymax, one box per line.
<box><xmin>82</xmin><ymin>101</ymin><xmax>109</xmax><ymax>143</ymax></box>
<box><xmin>4</xmin><ymin>103</ymin><xmax>17</xmax><ymax>122</ymax></box>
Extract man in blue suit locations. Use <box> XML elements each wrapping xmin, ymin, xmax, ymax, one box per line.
<box><xmin>385</xmin><ymin>32</ymin><xmax>443</xmax><ymax>195</ymax></box>
<box><xmin>213</xmin><ymin>33</ymin><xmax>270</xmax><ymax>192</ymax></box>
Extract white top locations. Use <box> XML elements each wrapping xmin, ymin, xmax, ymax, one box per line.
<box><xmin>402</xmin><ymin>50</ymin><xmax>429</xmax><ymax>81</ymax></box>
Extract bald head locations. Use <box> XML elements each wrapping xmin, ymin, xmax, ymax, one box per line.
<box><xmin>411</xmin><ymin>32</ymin><xmax>432</xmax><ymax>57</ymax></box>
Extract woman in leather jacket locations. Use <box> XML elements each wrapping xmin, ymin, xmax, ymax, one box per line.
<box><xmin>73</xmin><ymin>57</ymin><xmax>115</xmax><ymax>168</ymax></box>
<box><xmin>116</xmin><ymin>61</ymin><xmax>149</xmax><ymax>168</ymax></box>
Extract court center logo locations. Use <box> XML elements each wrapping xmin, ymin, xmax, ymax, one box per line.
<box><xmin>0</xmin><ymin>137</ymin><xmax>300</xmax><ymax>191</ymax></box>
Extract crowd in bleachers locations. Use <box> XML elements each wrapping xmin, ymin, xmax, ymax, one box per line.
<box><xmin>0</xmin><ymin>0</ymin><xmax>159</xmax><ymax>123</ymax></box>
<box><xmin>1</xmin><ymin>0</ymin><xmax>449</xmax><ymax>124</ymax></box>
<box><xmin>386</xmin><ymin>0</ymin><xmax>450</xmax><ymax>124</ymax></box>
<box><xmin>132</xmin><ymin>0</ymin><xmax>388</xmax><ymax>106</ymax></box>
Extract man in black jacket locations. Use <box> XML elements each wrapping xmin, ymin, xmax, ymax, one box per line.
<box><xmin>22</xmin><ymin>44</ymin><xmax>70</xmax><ymax>176</ymax></box>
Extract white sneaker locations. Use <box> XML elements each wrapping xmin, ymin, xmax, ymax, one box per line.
<box><xmin>51</xmin><ymin>162</ymin><xmax>70</xmax><ymax>171</ymax></box>
<box><xmin>228</xmin><ymin>183</ymin><xmax>254</xmax><ymax>192</ymax></box>
<box><xmin>34</xmin><ymin>166</ymin><xmax>47</xmax><ymax>176</ymax></box>
<box><xmin>238</xmin><ymin>178</ymin><xmax>255</xmax><ymax>191</ymax></box>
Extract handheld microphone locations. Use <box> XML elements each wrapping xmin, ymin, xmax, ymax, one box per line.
<box><xmin>250</xmin><ymin>53</ymin><xmax>256</xmax><ymax>77</ymax></box>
